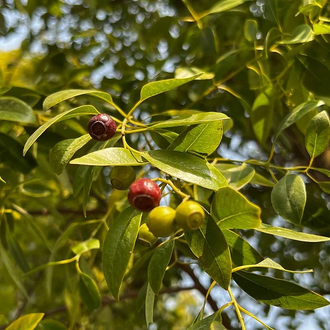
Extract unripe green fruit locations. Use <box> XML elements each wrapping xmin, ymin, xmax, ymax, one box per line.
<box><xmin>110</xmin><ymin>166</ymin><xmax>136</xmax><ymax>190</ymax></box>
<box><xmin>138</xmin><ymin>223</ymin><xmax>157</xmax><ymax>247</ymax></box>
<box><xmin>146</xmin><ymin>206</ymin><xmax>176</xmax><ymax>238</ymax></box>
<box><xmin>175</xmin><ymin>201</ymin><xmax>205</xmax><ymax>230</ymax></box>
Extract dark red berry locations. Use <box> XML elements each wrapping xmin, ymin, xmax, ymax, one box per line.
<box><xmin>128</xmin><ymin>178</ymin><xmax>161</xmax><ymax>212</ymax></box>
<box><xmin>88</xmin><ymin>113</ymin><xmax>116</xmax><ymax>141</ymax></box>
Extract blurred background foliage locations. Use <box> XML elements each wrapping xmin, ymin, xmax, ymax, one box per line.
<box><xmin>1</xmin><ymin>0</ymin><xmax>330</xmax><ymax>329</ymax></box>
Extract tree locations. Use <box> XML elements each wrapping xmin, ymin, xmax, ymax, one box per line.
<box><xmin>1</xmin><ymin>0</ymin><xmax>330</xmax><ymax>329</ymax></box>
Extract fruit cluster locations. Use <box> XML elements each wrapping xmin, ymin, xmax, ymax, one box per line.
<box><xmin>88</xmin><ymin>114</ymin><xmax>205</xmax><ymax>244</ymax></box>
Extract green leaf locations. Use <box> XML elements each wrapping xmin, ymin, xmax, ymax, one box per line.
<box><xmin>271</xmin><ymin>174</ymin><xmax>306</xmax><ymax>225</ymax></box>
<box><xmin>251</xmin><ymin>87</ymin><xmax>275</xmax><ymax>145</ymax></box>
<box><xmin>50</xmin><ymin>134</ymin><xmax>92</xmax><ymax>175</ymax></box>
<box><xmin>0</xmin><ymin>176</ymin><xmax>5</xmax><ymax>183</ymax></box>
<box><xmin>145</xmin><ymin>283</ymin><xmax>155</xmax><ymax>327</ymax></box>
<box><xmin>185</xmin><ymin>215</ymin><xmax>232</xmax><ymax>290</ymax></box>
<box><xmin>148</xmin><ymin>240</ymin><xmax>174</xmax><ymax>295</ymax></box>
<box><xmin>256</xmin><ymin>223</ymin><xmax>330</xmax><ymax>242</ymax></box>
<box><xmin>233</xmin><ymin>271</ymin><xmax>329</xmax><ymax>310</ymax></box>
<box><xmin>222</xmin><ymin>230</ymin><xmax>263</xmax><ymax>267</ymax></box>
<box><xmin>36</xmin><ymin>319</ymin><xmax>67</xmax><ymax>330</ymax></box>
<box><xmin>70</xmin><ymin>147</ymin><xmax>145</xmax><ymax>166</ymax></box>
<box><xmin>273</xmin><ymin>100</ymin><xmax>324</xmax><ymax>144</ymax></box>
<box><xmin>278</xmin><ymin>25</ymin><xmax>314</xmax><ymax>44</ymax></box>
<box><xmin>250</xmin><ymin>172</ymin><xmax>275</xmax><ymax>187</ymax></box>
<box><xmin>234</xmin><ymin>258</ymin><xmax>312</xmax><ymax>274</ymax></box>
<box><xmin>188</xmin><ymin>312</ymin><xmax>221</xmax><ymax>330</ymax></box>
<box><xmin>149</xmin><ymin>130</ymin><xmax>179</xmax><ymax>149</ymax></box>
<box><xmin>79</xmin><ymin>272</ymin><xmax>101</xmax><ymax>311</ymax></box>
<box><xmin>305</xmin><ymin>111</ymin><xmax>330</xmax><ymax>158</ymax></box>
<box><xmin>168</xmin><ymin>122</ymin><xmax>223</xmax><ymax>156</ymax></box>
<box><xmin>5</xmin><ymin>313</ymin><xmax>44</xmax><ymax>330</ymax></box>
<box><xmin>211</xmin><ymin>187</ymin><xmax>262</xmax><ymax>230</ymax></box>
<box><xmin>244</xmin><ymin>19</ymin><xmax>258</xmax><ymax>42</ymax></box>
<box><xmin>142</xmin><ymin>150</ymin><xmax>227</xmax><ymax>191</ymax></box>
<box><xmin>193</xmin><ymin>0</ymin><xmax>250</xmax><ymax>20</ymax></box>
<box><xmin>149</xmin><ymin>112</ymin><xmax>230</xmax><ymax>130</ymax></box>
<box><xmin>313</xmin><ymin>23</ymin><xmax>330</xmax><ymax>35</ymax></box>
<box><xmin>140</xmin><ymin>74</ymin><xmax>202</xmax><ymax>102</ymax></box>
<box><xmin>23</xmin><ymin>105</ymin><xmax>99</xmax><ymax>156</ymax></box>
<box><xmin>226</xmin><ymin>163</ymin><xmax>255</xmax><ymax>190</ymax></box>
<box><xmin>175</xmin><ymin>67</ymin><xmax>214</xmax><ymax>80</ymax></box>
<box><xmin>43</xmin><ymin>89</ymin><xmax>114</xmax><ymax>110</ymax></box>
<box><xmin>72</xmin><ymin>238</ymin><xmax>100</xmax><ymax>255</ymax></box>
<box><xmin>103</xmin><ymin>207</ymin><xmax>142</xmax><ymax>299</ymax></box>
<box><xmin>0</xmin><ymin>133</ymin><xmax>37</xmax><ymax>174</ymax></box>
<box><xmin>0</xmin><ymin>97</ymin><xmax>36</xmax><ymax>123</ymax></box>
<box><xmin>298</xmin><ymin>56</ymin><xmax>330</xmax><ymax>97</ymax></box>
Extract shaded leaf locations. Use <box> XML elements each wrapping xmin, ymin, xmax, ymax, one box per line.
<box><xmin>79</xmin><ymin>272</ymin><xmax>101</xmax><ymax>311</ymax></box>
<box><xmin>233</xmin><ymin>271</ymin><xmax>329</xmax><ymax>310</ymax></box>
<box><xmin>103</xmin><ymin>207</ymin><xmax>142</xmax><ymax>299</ymax></box>
<box><xmin>211</xmin><ymin>187</ymin><xmax>262</xmax><ymax>229</ymax></box>
<box><xmin>0</xmin><ymin>97</ymin><xmax>36</xmax><ymax>123</ymax></box>
<box><xmin>244</xmin><ymin>19</ymin><xmax>258</xmax><ymax>42</ymax></box>
<box><xmin>36</xmin><ymin>320</ymin><xmax>67</xmax><ymax>330</ymax></box>
<box><xmin>145</xmin><ymin>283</ymin><xmax>155</xmax><ymax>327</ymax></box>
<box><xmin>271</xmin><ymin>174</ymin><xmax>306</xmax><ymax>225</ymax></box>
<box><xmin>227</xmin><ymin>163</ymin><xmax>255</xmax><ymax>190</ymax></box>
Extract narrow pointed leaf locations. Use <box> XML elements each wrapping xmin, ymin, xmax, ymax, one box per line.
<box><xmin>278</xmin><ymin>25</ymin><xmax>314</xmax><ymax>44</ymax></box>
<box><xmin>50</xmin><ymin>134</ymin><xmax>92</xmax><ymax>175</ymax></box>
<box><xmin>305</xmin><ymin>111</ymin><xmax>330</xmax><ymax>158</ymax></box>
<box><xmin>211</xmin><ymin>187</ymin><xmax>262</xmax><ymax>229</ymax></box>
<box><xmin>43</xmin><ymin>89</ymin><xmax>114</xmax><ymax>110</ymax></box>
<box><xmin>5</xmin><ymin>313</ymin><xmax>44</xmax><ymax>330</ymax></box>
<box><xmin>140</xmin><ymin>74</ymin><xmax>201</xmax><ymax>101</ymax></box>
<box><xmin>103</xmin><ymin>207</ymin><xmax>142</xmax><ymax>299</ymax></box>
<box><xmin>79</xmin><ymin>272</ymin><xmax>101</xmax><ymax>310</ymax></box>
<box><xmin>256</xmin><ymin>223</ymin><xmax>330</xmax><ymax>242</ymax></box>
<box><xmin>143</xmin><ymin>150</ymin><xmax>227</xmax><ymax>191</ymax></box>
<box><xmin>271</xmin><ymin>174</ymin><xmax>306</xmax><ymax>225</ymax></box>
<box><xmin>148</xmin><ymin>240</ymin><xmax>174</xmax><ymax>294</ymax></box>
<box><xmin>145</xmin><ymin>283</ymin><xmax>155</xmax><ymax>326</ymax></box>
<box><xmin>23</xmin><ymin>105</ymin><xmax>99</xmax><ymax>156</ymax></box>
<box><xmin>233</xmin><ymin>271</ymin><xmax>329</xmax><ymax>310</ymax></box>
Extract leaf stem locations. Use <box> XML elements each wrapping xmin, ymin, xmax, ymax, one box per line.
<box><xmin>152</xmin><ymin>178</ymin><xmax>190</xmax><ymax>199</ymax></box>
<box><xmin>228</xmin><ymin>287</ymin><xmax>246</xmax><ymax>330</ymax></box>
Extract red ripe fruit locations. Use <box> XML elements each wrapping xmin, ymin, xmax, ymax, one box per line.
<box><xmin>128</xmin><ymin>178</ymin><xmax>161</xmax><ymax>212</ymax></box>
<box><xmin>88</xmin><ymin>113</ymin><xmax>116</xmax><ymax>141</ymax></box>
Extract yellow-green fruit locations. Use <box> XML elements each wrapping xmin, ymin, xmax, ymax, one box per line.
<box><xmin>138</xmin><ymin>223</ymin><xmax>157</xmax><ymax>247</ymax></box>
<box><xmin>175</xmin><ymin>201</ymin><xmax>205</xmax><ymax>230</ymax></box>
<box><xmin>146</xmin><ymin>206</ymin><xmax>176</xmax><ymax>238</ymax></box>
<box><xmin>110</xmin><ymin>166</ymin><xmax>136</xmax><ymax>190</ymax></box>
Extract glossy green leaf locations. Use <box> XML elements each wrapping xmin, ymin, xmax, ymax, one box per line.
<box><xmin>227</xmin><ymin>163</ymin><xmax>255</xmax><ymax>190</ymax></box>
<box><xmin>72</xmin><ymin>238</ymin><xmax>100</xmax><ymax>255</ymax></box>
<box><xmin>313</xmin><ymin>24</ymin><xmax>330</xmax><ymax>35</ymax></box>
<box><xmin>0</xmin><ymin>133</ymin><xmax>36</xmax><ymax>174</ymax></box>
<box><xmin>244</xmin><ymin>19</ymin><xmax>258</xmax><ymax>42</ymax></box>
<box><xmin>143</xmin><ymin>150</ymin><xmax>227</xmax><ymax>191</ymax></box>
<box><xmin>185</xmin><ymin>215</ymin><xmax>232</xmax><ymax>290</ymax></box>
<box><xmin>175</xmin><ymin>67</ymin><xmax>214</xmax><ymax>80</ymax></box>
<box><xmin>273</xmin><ymin>100</ymin><xmax>324</xmax><ymax>144</ymax></box>
<box><xmin>211</xmin><ymin>187</ymin><xmax>262</xmax><ymax>229</ymax></box>
<box><xmin>317</xmin><ymin>181</ymin><xmax>330</xmax><ymax>194</ymax></box>
<box><xmin>36</xmin><ymin>319</ymin><xmax>67</xmax><ymax>330</ymax></box>
<box><xmin>234</xmin><ymin>258</ymin><xmax>312</xmax><ymax>274</ymax></box>
<box><xmin>0</xmin><ymin>97</ymin><xmax>36</xmax><ymax>123</ymax></box>
<box><xmin>149</xmin><ymin>112</ymin><xmax>230</xmax><ymax>130</ymax></box>
<box><xmin>23</xmin><ymin>105</ymin><xmax>99</xmax><ymax>156</ymax></box>
<box><xmin>149</xmin><ymin>130</ymin><xmax>178</xmax><ymax>149</ymax></box>
<box><xmin>305</xmin><ymin>111</ymin><xmax>330</xmax><ymax>158</ymax></box>
<box><xmin>271</xmin><ymin>174</ymin><xmax>306</xmax><ymax>225</ymax></box>
<box><xmin>5</xmin><ymin>313</ymin><xmax>44</xmax><ymax>330</ymax></box>
<box><xmin>278</xmin><ymin>25</ymin><xmax>314</xmax><ymax>44</ymax></box>
<box><xmin>50</xmin><ymin>134</ymin><xmax>92</xmax><ymax>175</ymax></box>
<box><xmin>79</xmin><ymin>272</ymin><xmax>101</xmax><ymax>310</ymax></box>
<box><xmin>43</xmin><ymin>89</ymin><xmax>114</xmax><ymax>110</ymax></box>
<box><xmin>188</xmin><ymin>312</ymin><xmax>221</xmax><ymax>330</ymax></box>
<box><xmin>256</xmin><ymin>223</ymin><xmax>330</xmax><ymax>242</ymax></box>
<box><xmin>70</xmin><ymin>147</ymin><xmax>144</xmax><ymax>166</ymax></box>
<box><xmin>145</xmin><ymin>283</ymin><xmax>155</xmax><ymax>327</ymax></box>
<box><xmin>250</xmin><ymin>172</ymin><xmax>275</xmax><ymax>187</ymax></box>
<box><xmin>222</xmin><ymin>230</ymin><xmax>263</xmax><ymax>267</ymax></box>
<box><xmin>298</xmin><ymin>56</ymin><xmax>330</xmax><ymax>97</ymax></box>
<box><xmin>233</xmin><ymin>271</ymin><xmax>329</xmax><ymax>310</ymax></box>
<box><xmin>168</xmin><ymin>121</ymin><xmax>223</xmax><ymax>156</ymax></box>
<box><xmin>103</xmin><ymin>207</ymin><xmax>142</xmax><ymax>299</ymax></box>
<box><xmin>251</xmin><ymin>87</ymin><xmax>275</xmax><ymax>144</ymax></box>
<box><xmin>148</xmin><ymin>240</ymin><xmax>174</xmax><ymax>294</ymax></box>
<box><xmin>140</xmin><ymin>74</ymin><xmax>201</xmax><ymax>101</ymax></box>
